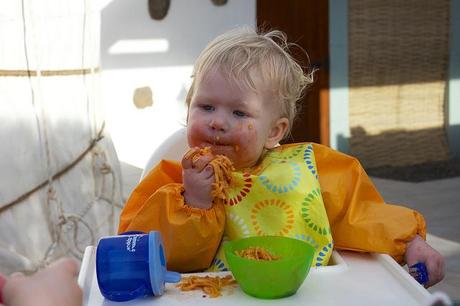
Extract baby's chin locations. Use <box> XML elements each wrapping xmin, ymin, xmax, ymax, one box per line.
<box><xmin>232</xmin><ymin>159</ymin><xmax>259</xmax><ymax>170</ymax></box>
<box><xmin>196</xmin><ymin>142</ymin><xmax>257</xmax><ymax>169</ymax></box>
<box><xmin>208</xmin><ymin>146</ymin><xmax>235</xmax><ymax>160</ymax></box>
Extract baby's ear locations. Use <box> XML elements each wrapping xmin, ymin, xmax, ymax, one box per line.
<box><xmin>265</xmin><ymin>117</ymin><xmax>289</xmax><ymax>149</ymax></box>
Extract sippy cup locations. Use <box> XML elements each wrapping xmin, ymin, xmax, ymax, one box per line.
<box><xmin>96</xmin><ymin>231</ymin><xmax>181</xmax><ymax>301</ymax></box>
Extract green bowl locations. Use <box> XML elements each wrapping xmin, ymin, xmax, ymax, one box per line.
<box><xmin>224</xmin><ymin>236</ymin><xmax>315</xmax><ymax>299</ymax></box>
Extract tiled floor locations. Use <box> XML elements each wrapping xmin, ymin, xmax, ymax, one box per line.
<box><xmin>120</xmin><ymin>162</ymin><xmax>460</xmax><ymax>301</ymax></box>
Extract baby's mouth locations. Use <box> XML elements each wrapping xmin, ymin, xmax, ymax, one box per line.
<box><xmin>210</xmin><ymin>144</ymin><xmax>241</xmax><ymax>156</ymax></box>
<box><xmin>206</xmin><ymin>135</ymin><xmax>227</xmax><ymax>146</ymax></box>
<box><xmin>207</xmin><ymin>142</ymin><xmax>229</xmax><ymax>149</ymax></box>
<box><xmin>211</xmin><ymin>135</ymin><xmax>223</xmax><ymax>145</ymax></box>
<box><xmin>203</xmin><ymin>136</ymin><xmax>239</xmax><ymax>153</ymax></box>
<box><xmin>203</xmin><ymin>140</ymin><xmax>233</xmax><ymax>152</ymax></box>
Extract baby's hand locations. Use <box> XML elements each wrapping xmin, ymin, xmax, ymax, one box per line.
<box><xmin>405</xmin><ymin>235</ymin><xmax>445</xmax><ymax>287</ymax></box>
<box><xmin>2</xmin><ymin>258</ymin><xmax>82</xmax><ymax>306</ymax></box>
<box><xmin>182</xmin><ymin>147</ymin><xmax>215</xmax><ymax>209</ymax></box>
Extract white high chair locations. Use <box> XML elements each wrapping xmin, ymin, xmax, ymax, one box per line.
<box><xmin>78</xmin><ymin>127</ymin><xmax>449</xmax><ymax>306</ymax></box>
<box><xmin>141</xmin><ymin>128</ymin><xmax>188</xmax><ymax>180</ymax></box>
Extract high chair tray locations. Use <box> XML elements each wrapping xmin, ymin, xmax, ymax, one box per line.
<box><xmin>78</xmin><ymin>246</ymin><xmax>431</xmax><ymax>306</ymax></box>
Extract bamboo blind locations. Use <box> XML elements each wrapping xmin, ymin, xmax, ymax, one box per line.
<box><xmin>348</xmin><ymin>0</ymin><xmax>450</xmax><ymax>168</ymax></box>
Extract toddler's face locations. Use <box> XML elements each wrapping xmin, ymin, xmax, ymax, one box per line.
<box><xmin>187</xmin><ymin>69</ymin><xmax>282</xmax><ymax>169</ymax></box>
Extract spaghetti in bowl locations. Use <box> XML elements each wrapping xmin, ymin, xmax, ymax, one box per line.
<box><xmin>223</xmin><ymin>236</ymin><xmax>315</xmax><ymax>299</ymax></box>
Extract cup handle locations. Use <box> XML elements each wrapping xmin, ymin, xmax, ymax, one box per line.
<box><xmin>164</xmin><ymin>271</ymin><xmax>181</xmax><ymax>283</ymax></box>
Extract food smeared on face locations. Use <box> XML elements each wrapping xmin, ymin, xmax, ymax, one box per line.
<box><xmin>187</xmin><ymin>69</ymin><xmax>280</xmax><ymax>169</ymax></box>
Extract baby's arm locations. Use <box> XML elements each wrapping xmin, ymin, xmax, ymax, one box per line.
<box><xmin>119</xmin><ymin>156</ymin><xmax>226</xmax><ymax>272</ymax></box>
<box><xmin>312</xmin><ymin>143</ymin><xmax>445</xmax><ymax>286</ymax></box>
<box><xmin>182</xmin><ymin>147</ymin><xmax>215</xmax><ymax>209</ymax></box>
<box><xmin>405</xmin><ymin>235</ymin><xmax>445</xmax><ymax>287</ymax></box>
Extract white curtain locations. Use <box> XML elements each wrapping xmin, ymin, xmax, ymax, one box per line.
<box><xmin>0</xmin><ymin>0</ymin><xmax>123</xmax><ymax>274</ymax></box>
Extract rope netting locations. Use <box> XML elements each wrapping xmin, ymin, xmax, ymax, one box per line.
<box><xmin>0</xmin><ymin>0</ymin><xmax>123</xmax><ymax>274</ymax></box>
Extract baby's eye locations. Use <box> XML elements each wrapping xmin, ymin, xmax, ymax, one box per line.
<box><xmin>201</xmin><ymin>104</ymin><xmax>214</xmax><ymax>112</ymax></box>
<box><xmin>233</xmin><ymin>110</ymin><xmax>246</xmax><ymax>117</ymax></box>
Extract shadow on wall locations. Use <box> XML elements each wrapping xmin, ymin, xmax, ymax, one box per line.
<box><xmin>336</xmin><ymin>126</ymin><xmax>460</xmax><ymax>182</ymax></box>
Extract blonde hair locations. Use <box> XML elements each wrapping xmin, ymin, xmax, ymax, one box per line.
<box><xmin>186</xmin><ymin>27</ymin><xmax>314</xmax><ymax>136</ymax></box>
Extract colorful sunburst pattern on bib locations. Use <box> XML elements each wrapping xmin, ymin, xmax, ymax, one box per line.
<box><xmin>226</xmin><ymin>172</ymin><xmax>253</xmax><ymax>206</ymax></box>
<box><xmin>208</xmin><ymin>143</ymin><xmax>333</xmax><ymax>271</ymax></box>
<box><xmin>303</xmin><ymin>144</ymin><xmax>318</xmax><ymax>179</ymax></box>
<box><xmin>301</xmin><ymin>188</ymin><xmax>331</xmax><ymax>236</ymax></box>
<box><xmin>315</xmin><ymin>243</ymin><xmax>333</xmax><ymax>266</ymax></box>
<box><xmin>250</xmin><ymin>199</ymin><xmax>295</xmax><ymax>236</ymax></box>
<box><xmin>259</xmin><ymin>161</ymin><xmax>302</xmax><ymax>193</ymax></box>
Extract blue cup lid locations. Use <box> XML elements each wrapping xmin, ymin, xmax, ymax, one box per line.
<box><xmin>148</xmin><ymin>231</ymin><xmax>181</xmax><ymax>296</ymax></box>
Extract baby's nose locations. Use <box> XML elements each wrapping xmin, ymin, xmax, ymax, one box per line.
<box><xmin>209</xmin><ymin>118</ymin><xmax>227</xmax><ymax>132</ymax></box>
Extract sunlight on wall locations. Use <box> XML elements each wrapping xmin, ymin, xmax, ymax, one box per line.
<box><xmin>108</xmin><ymin>39</ymin><xmax>169</xmax><ymax>54</ymax></box>
<box><xmin>102</xmin><ymin>66</ymin><xmax>192</xmax><ymax>168</ymax></box>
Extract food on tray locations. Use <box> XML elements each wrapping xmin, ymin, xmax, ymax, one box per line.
<box><xmin>235</xmin><ymin>246</ymin><xmax>281</xmax><ymax>261</ymax></box>
<box><xmin>176</xmin><ymin>275</ymin><xmax>237</xmax><ymax>298</ymax></box>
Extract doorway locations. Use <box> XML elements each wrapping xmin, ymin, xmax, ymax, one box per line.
<box><xmin>257</xmin><ymin>0</ymin><xmax>330</xmax><ymax>145</ymax></box>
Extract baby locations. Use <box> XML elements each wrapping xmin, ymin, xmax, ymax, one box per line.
<box><xmin>119</xmin><ymin>28</ymin><xmax>444</xmax><ymax>287</ymax></box>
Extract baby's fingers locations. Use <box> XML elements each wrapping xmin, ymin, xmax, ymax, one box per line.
<box><xmin>182</xmin><ymin>147</ymin><xmax>199</xmax><ymax>169</ymax></box>
<box><xmin>202</xmin><ymin>165</ymin><xmax>215</xmax><ymax>179</ymax></box>
<box><xmin>50</xmin><ymin>258</ymin><xmax>79</xmax><ymax>278</ymax></box>
<box><xmin>193</xmin><ymin>155</ymin><xmax>214</xmax><ymax>172</ymax></box>
<box><xmin>0</xmin><ymin>272</ymin><xmax>7</xmax><ymax>295</ymax></box>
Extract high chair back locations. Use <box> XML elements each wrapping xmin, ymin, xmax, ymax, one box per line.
<box><xmin>141</xmin><ymin>128</ymin><xmax>188</xmax><ymax>180</ymax></box>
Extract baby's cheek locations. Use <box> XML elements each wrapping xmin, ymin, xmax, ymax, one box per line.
<box><xmin>233</xmin><ymin>127</ymin><xmax>258</xmax><ymax>151</ymax></box>
<box><xmin>187</xmin><ymin>124</ymin><xmax>205</xmax><ymax>146</ymax></box>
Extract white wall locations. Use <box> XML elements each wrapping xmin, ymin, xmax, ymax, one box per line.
<box><xmin>100</xmin><ymin>0</ymin><xmax>256</xmax><ymax>168</ymax></box>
